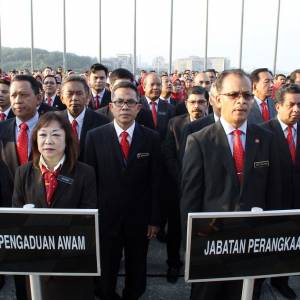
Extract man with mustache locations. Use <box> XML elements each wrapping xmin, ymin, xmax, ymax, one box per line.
<box><xmin>162</xmin><ymin>86</ymin><xmax>207</xmax><ymax>283</ymax></box>
<box><xmin>248</xmin><ymin>68</ymin><xmax>277</xmax><ymax>124</ymax></box>
<box><xmin>181</xmin><ymin>69</ymin><xmax>281</xmax><ymax>300</ymax></box>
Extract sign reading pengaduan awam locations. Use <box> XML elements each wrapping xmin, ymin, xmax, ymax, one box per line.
<box><xmin>185</xmin><ymin>210</ymin><xmax>300</xmax><ymax>282</ymax></box>
<box><xmin>0</xmin><ymin>208</ymin><xmax>100</xmax><ymax>276</ymax></box>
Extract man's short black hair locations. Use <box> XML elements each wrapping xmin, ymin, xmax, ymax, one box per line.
<box><xmin>12</xmin><ymin>75</ymin><xmax>40</xmax><ymax>95</ymax></box>
<box><xmin>187</xmin><ymin>86</ymin><xmax>207</xmax><ymax>98</ymax></box>
<box><xmin>275</xmin><ymin>84</ymin><xmax>300</xmax><ymax>105</ymax></box>
<box><xmin>90</xmin><ymin>63</ymin><xmax>108</xmax><ymax>77</ymax></box>
<box><xmin>109</xmin><ymin>68</ymin><xmax>134</xmax><ymax>87</ymax></box>
<box><xmin>289</xmin><ymin>69</ymin><xmax>300</xmax><ymax>84</ymax></box>
<box><xmin>43</xmin><ymin>74</ymin><xmax>57</xmax><ymax>84</ymax></box>
<box><xmin>250</xmin><ymin>68</ymin><xmax>273</xmax><ymax>84</ymax></box>
<box><xmin>112</xmin><ymin>81</ymin><xmax>138</xmax><ymax>100</ymax></box>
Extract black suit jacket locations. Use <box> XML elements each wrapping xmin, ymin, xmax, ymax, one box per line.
<box><xmin>179</xmin><ymin>113</ymin><xmax>215</xmax><ymax>162</ymax></box>
<box><xmin>12</xmin><ymin>161</ymin><xmax>97</xmax><ymax>209</ymax></box>
<box><xmin>181</xmin><ymin>121</ymin><xmax>282</xmax><ymax>229</ymax></box>
<box><xmin>248</xmin><ymin>98</ymin><xmax>277</xmax><ymax>125</ymax></box>
<box><xmin>52</xmin><ymin>95</ymin><xmax>66</xmax><ymax>111</ymax></box>
<box><xmin>0</xmin><ymin>118</ymin><xmax>31</xmax><ymax>177</ymax></box>
<box><xmin>6</xmin><ymin>109</ymin><xmax>15</xmax><ymax>120</ymax></box>
<box><xmin>97</xmin><ymin>105</ymin><xmax>155</xmax><ymax>129</ymax></box>
<box><xmin>175</xmin><ymin>101</ymin><xmax>188</xmax><ymax>116</ymax></box>
<box><xmin>0</xmin><ymin>160</ymin><xmax>13</xmax><ymax>207</ymax></box>
<box><xmin>262</xmin><ymin>119</ymin><xmax>300</xmax><ymax>209</ymax></box>
<box><xmin>88</xmin><ymin>89</ymin><xmax>111</xmax><ymax>110</ymax></box>
<box><xmin>61</xmin><ymin>108</ymin><xmax>109</xmax><ymax>161</ymax></box>
<box><xmin>84</xmin><ymin>122</ymin><xmax>162</xmax><ymax>234</ymax></box>
<box><xmin>140</xmin><ymin>97</ymin><xmax>175</xmax><ymax>140</ymax></box>
<box><xmin>38</xmin><ymin>102</ymin><xmax>57</xmax><ymax>115</ymax></box>
<box><xmin>162</xmin><ymin>114</ymin><xmax>190</xmax><ymax>183</ymax></box>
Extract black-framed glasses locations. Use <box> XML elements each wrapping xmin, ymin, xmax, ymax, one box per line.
<box><xmin>186</xmin><ymin>100</ymin><xmax>207</xmax><ymax>106</ymax></box>
<box><xmin>112</xmin><ymin>99</ymin><xmax>138</xmax><ymax>108</ymax></box>
<box><xmin>220</xmin><ymin>91</ymin><xmax>254</xmax><ymax>101</ymax></box>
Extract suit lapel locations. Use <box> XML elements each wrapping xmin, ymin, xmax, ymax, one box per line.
<box><xmin>215</xmin><ymin>122</ymin><xmax>240</xmax><ymax>189</ymax></box>
<box><xmin>127</xmin><ymin>124</ymin><xmax>144</xmax><ymax>166</ymax></box>
<box><xmin>33</xmin><ymin>167</ymin><xmax>48</xmax><ymax>208</ymax></box>
<box><xmin>295</xmin><ymin>121</ymin><xmax>300</xmax><ymax>165</ymax></box>
<box><xmin>80</xmin><ymin>109</ymin><xmax>92</xmax><ymax>150</ymax></box>
<box><xmin>108</xmin><ymin>123</ymin><xmax>126</xmax><ymax>168</ymax></box>
<box><xmin>241</xmin><ymin>125</ymin><xmax>259</xmax><ymax>195</ymax></box>
<box><xmin>267</xmin><ymin>98</ymin><xmax>277</xmax><ymax>119</ymax></box>
<box><xmin>5</xmin><ymin>119</ymin><xmax>20</xmax><ymax>167</ymax></box>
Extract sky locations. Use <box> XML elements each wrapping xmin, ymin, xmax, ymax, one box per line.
<box><xmin>0</xmin><ymin>0</ymin><xmax>300</xmax><ymax>73</ymax></box>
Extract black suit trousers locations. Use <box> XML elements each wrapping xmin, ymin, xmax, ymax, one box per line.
<box><xmin>97</xmin><ymin>223</ymin><xmax>149</xmax><ymax>300</ymax></box>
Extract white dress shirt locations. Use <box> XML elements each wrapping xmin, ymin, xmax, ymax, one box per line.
<box><xmin>92</xmin><ymin>89</ymin><xmax>106</xmax><ymax>106</ymax></box>
<box><xmin>220</xmin><ymin>117</ymin><xmax>247</xmax><ymax>155</ymax></box>
<box><xmin>277</xmin><ymin>116</ymin><xmax>298</xmax><ymax>145</ymax></box>
<box><xmin>113</xmin><ymin>119</ymin><xmax>135</xmax><ymax>145</ymax></box>
<box><xmin>67</xmin><ymin>107</ymin><xmax>86</xmax><ymax>140</ymax></box>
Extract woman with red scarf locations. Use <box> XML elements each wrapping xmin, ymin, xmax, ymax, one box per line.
<box><xmin>12</xmin><ymin>112</ymin><xmax>96</xmax><ymax>300</ymax></box>
<box><xmin>171</xmin><ymin>79</ymin><xmax>185</xmax><ymax>102</ymax></box>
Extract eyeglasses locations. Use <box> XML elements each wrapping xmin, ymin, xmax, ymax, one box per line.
<box><xmin>112</xmin><ymin>99</ymin><xmax>138</xmax><ymax>108</ymax></box>
<box><xmin>220</xmin><ymin>91</ymin><xmax>254</xmax><ymax>101</ymax></box>
<box><xmin>187</xmin><ymin>100</ymin><xmax>207</xmax><ymax>106</ymax></box>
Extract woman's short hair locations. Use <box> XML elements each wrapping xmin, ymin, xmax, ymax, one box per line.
<box><xmin>31</xmin><ymin>112</ymin><xmax>78</xmax><ymax>172</ymax></box>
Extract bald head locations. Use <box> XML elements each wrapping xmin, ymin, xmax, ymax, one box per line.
<box><xmin>143</xmin><ymin>73</ymin><xmax>162</xmax><ymax>101</ymax></box>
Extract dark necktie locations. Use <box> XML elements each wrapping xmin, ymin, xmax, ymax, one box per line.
<box><xmin>151</xmin><ymin>101</ymin><xmax>157</xmax><ymax>128</ymax></box>
<box><xmin>41</xmin><ymin>165</ymin><xmax>59</xmax><ymax>207</ymax></box>
<box><xmin>260</xmin><ymin>101</ymin><xmax>270</xmax><ymax>122</ymax></box>
<box><xmin>120</xmin><ymin>131</ymin><xmax>130</xmax><ymax>160</ymax></box>
<box><xmin>232</xmin><ymin>129</ymin><xmax>244</xmax><ymax>183</ymax></box>
<box><xmin>0</xmin><ymin>112</ymin><xmax>6</xmax><ymax>121</ymax></box>
<box><xmin>287</xmin><ymin>125</ymin><xmax>296</xmax><ymax>163</ymax></box>
<box><xmin>95</xmin><ymin>95</ymin><xmax>100</xmax><ymax>109</ymax></box>
<box><xmin>71</xmin><ymin>119</ymin><xmax>79</xmax><ymax>142</ymax></box>
<box><xmin>17</xmin><ymin>123</ymin><xmax>29</xmax><ymax>165</ymax></box>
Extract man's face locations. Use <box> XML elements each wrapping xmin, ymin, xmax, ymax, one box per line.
<box><xmin>276</xmin><ymin>93</ymin><xmax>300</xmax><ymax>125</ymax></box>
<box><xmin>89</xmin><ymin>70</ymin><xmax>107</xmax><ymax>93</ymax></box>
<box><xmin>276</xmin><ymin>76</ymin><xmax>286</xmax><ymax>86</ymax></box>
<box><xmin>206</xmin><ymin>71</ymin><xmax>216</xmax><ymax>83</ymax></box>
<box><xmin>109</xmin><ymin>87</ymin><xmax>141</xmax><ymax>129</ymax></box>
<box><xmin>10</xmin><ymin>81</ymin><xmax>38</xmax><ymax>121</ymax></box>
<box><xmin>217</xmin><ymin>74</ymin><xmax>253</xmax><ymax>128</ymax></box>
<box><xmin>253</xmin><ymin>71</ymin><xmax>274</xmax><ymax>99</ymax></box>
<box><xmin>0</xmin><ymin>83</ymin><xmax>10</xmax><ymax>110</ymax></box>
<box><xmin>161</xmin><ymin>76</ymin><xmax>172</xmax><ymax>94</ymax></box>
<box><xmin>43</xmin><ymin>77</ymin><xmax>57</xmax><ymax>96</ymax></box>
<box><xmin>144</xmin><ymin>74</ymin><xmax>162</xmax><ymax>101</ymax></box>
<box><xmin>194</xmin><ymin>73</ymin><xmax>211</xmax><ymax>91</ymax></box>
<box><xmin>185</xmin><ymin>93</ymin><xmax>207</xmax><ymax>121</ymax></box>
<box><xmin>61</xmin><ymin>81</ymin><xmax>89</xmax><ymax>117</ymax></box>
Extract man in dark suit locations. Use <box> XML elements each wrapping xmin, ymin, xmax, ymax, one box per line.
<box><xmin>179</xmin><ymin>82</ymin><xmax>221</xmax><ymax>161</ymax></box>
<box><xmin>248</xmin><ymin>68</ymin><xmax>276</xmax><ymax>124</ymax></box>
<box><xmin>140</xmin><ymin>73</ymin><xmax>175</xmax><ymax>140</ymax></box>
<box><xmin>262</xmin><ymin>84</ymin><xmax>300</xmax><ymax>300</ymax></box>
<box><xmin>88</xmin><ymin>63</ymin><xmax>111</xmax><ymax>110</ymax></box>
<box><xmin>60</xmin><ymin>75</ymin><xmax>109</xmax><ymax>161</ymax></box>
<box><xmin>162</xmin><ymin>86</ymin><xmax>207</xmax><ymax>282</ymax></box>
<box><xmin>0</xmin><ymin>74</ymin><xmax>41</xmax><ymax>300</ymax></box>
<box><xmin>181</xmin><ymin>69</ymin><xmax>281</xmax><ymax>300</ymax></box>
<box><xmin>85</xmin><ymin>81</ymin><xmax>161</xmax><ymax>300</ymax></box>
<box><xmin>43</xmin><ymin>75</ymin><xmax>66</xmax><ymax>110</ymax></box>
<box><xmin>97</xmin><ymin>68</ymin><xmax>154</xmax><ymax>129</ymax></box>
<box><xmin>0</xmin><ymin>78</ymin><xmax>15</xmax><ymax>120</ymax></box>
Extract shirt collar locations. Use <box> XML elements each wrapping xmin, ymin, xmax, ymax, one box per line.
<box><xmin>92</xmin><ymin>89</ymin><xmax>105</xmax><ymax>98</ymax></box>
<box><xmin>113</xmin><ymin>119</ymin><xmax>135</xmax><ymax>139</ymax></box>
<box><xmin>39</xmin><ymin>154</ymin><xmax>65</xmax><ymax>172</ymax></box>
<box><xmin>67</xmin><ymin>107</ymin><xmax>86</xmax><ymax>123</ymax></box>
<box><xmin>146</xmin><ymin>96</ymin><xmax>159</xmax><ymax>105</ymax></box>
<box><xmin>45</xmin><ymin>95</ymin><xmax>56</xmax><ymax>101</ymax></box>
<box><xmin>16</xmin><ymin>112</ymin><xmax>39</xmax><ymax>130</ymax></box>
<box><xmin>254</xmin><ymin>96</ymin><xmax>268</xmax><ymax>106</ymax></box>
<box><xmin>277</xmin><ymin>116</ymin><xmax>298</xmax><ymax>132</ymax></box>
<box><xmin>213</xmin><ymin>113</ymin><xmax>220</xmax><ymax>123</ymax></box>
<box><xmin>220</xmin><ymin>117</ymin><xmax>247</xmax><ymax>135</ymax></box>
<box><xmin>2</xmin><ymin>106</ymin><xmax>11</xmax><ymax>116</ymax></box>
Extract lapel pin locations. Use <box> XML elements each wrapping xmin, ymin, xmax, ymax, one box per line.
<box><xmin>255</xmin><ymin>139</ymin><xmax>260</xmax><ymax>144</ymax></box>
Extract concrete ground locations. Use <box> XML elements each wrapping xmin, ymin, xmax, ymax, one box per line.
<box><xmin>1</xmin><ymin>239</ymin><xmax>300</xmax><ymax>299</ymax></box>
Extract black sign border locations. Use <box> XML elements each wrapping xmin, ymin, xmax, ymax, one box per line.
<box><xmin>185</xmin><ymin>209</ymin><xmax>300</xmax><ymax>282</ymax></box>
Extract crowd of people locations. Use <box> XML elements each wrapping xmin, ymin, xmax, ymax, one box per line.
<box><xmin>0</xmin><ymin>63</ymin><xmax>299</xmax><ymax>300</ymax></box>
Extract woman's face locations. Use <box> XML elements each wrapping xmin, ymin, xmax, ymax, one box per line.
<box><xmin>37</xmin><ymin>120</ymin><xmax>66</xmax><ymax>163</ymax></box>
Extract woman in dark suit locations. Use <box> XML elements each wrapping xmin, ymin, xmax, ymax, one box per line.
<box><xmin>12</xmin><ymin>112</ymin><xmax>97</xmax><ymax>300</ymax></box>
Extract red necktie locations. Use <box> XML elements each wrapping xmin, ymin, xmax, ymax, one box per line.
<box><xmin>0</xmin><ymin>112</ymin><xmax>6</xmax><ymax>121</ymax></box>
<box><xmin>41</xmin><ymin>165</ymin><xmax>59</xmax><ymax>207</ymax></box>
<box><xmin>120</xmin><ymin>131</ymin><xmax>130</xmax><ymax>160</ymax></box>
<box><xmin>95</xmin><ymin>95</ymin><xmax>100</xmax><ymax>109</ymax></box>
<box><xmin>17</xmin><ymin>123</ymin><xmax>29</xmax><ymax>165</ymax></box>
<box><xmin>260</xmin><ymin>101</ymin><xmax>270</xmax><ymax>122</ymax></box>
<box><xmin>232</xmin><ymin>129</ymin><xmax>245</xmax><ymax>183</ymax></box>
<box><xmin>71</xmin><ymin>119</ymin><xmax>79</xmax><ymax>142</ymax></box>
<box><xmin>287</xmin><ymin>125</ymin><xmax>296</xmax><ymax>163</ymax></box>
<box><xmin>47</xmin><ymin>97</ymin><xmax>52</xmax><ymax>106</ymax></box>
<box><xmin>151</xmin><ymin>101</ymin><xmax>157</xmax><ymax>128</ymax></box>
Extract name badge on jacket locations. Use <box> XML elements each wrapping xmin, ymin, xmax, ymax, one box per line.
<box><xmin>137</xmin><ymin>153</ymin><xmax>150</xmax><ymax>159</ymax></box>
<box><xmin>57</xmin><ymin>175</ymin><xmax>74</xmax><ymax>184</ymax></box>
<box><xmin>254</xmin><ymin>161</ymin><xmax>269</xmax><ymax>168</ymax></box>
